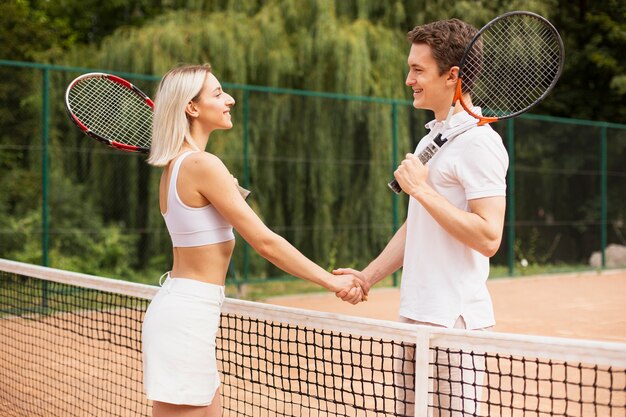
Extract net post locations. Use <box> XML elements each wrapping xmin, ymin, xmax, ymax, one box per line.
<box><xmin>414</xmin><ymin>332</ymin><xmax>433</xmax><ymax>417</ymax></box>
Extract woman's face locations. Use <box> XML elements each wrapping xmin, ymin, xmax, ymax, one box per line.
<box><xmin>190</xmin><ymin>73</ymin><xmax>235</xmax><ymax>131</ymax></box>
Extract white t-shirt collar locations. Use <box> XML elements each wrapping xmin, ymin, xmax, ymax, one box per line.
<box><xmin>425</xmin><ymin>107</ymin><xmax>482</xmax><ymax>130</ymax></box>
<box><xmin>424</xmin><ymin>107</ymin><xmax>482</xmax><ymax>140</ymax></box>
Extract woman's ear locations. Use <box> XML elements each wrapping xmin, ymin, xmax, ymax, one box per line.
<box><xmin>185</xmin><ymin>101</ymin><xmax>199</xmax><ymax>119</ymax></box>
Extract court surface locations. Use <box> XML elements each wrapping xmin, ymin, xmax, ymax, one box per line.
<box><xmin>265</xmin><ymin>269</ymin><xmax>626</xmax><ymax>343</ymax></box>
<box><xmin>2</xmin><ymin>265</ymin><xmax>625</xmax><ymax>416</ymax></box>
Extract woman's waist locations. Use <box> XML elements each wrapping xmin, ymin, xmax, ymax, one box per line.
<box><xmin>167</xmin><ymin>269</ymin><xmax>227</xmax><ymax>287</ymax></box>
<box><xmin>159</xmin><ymin>273</ymin><xmax>225</xmax><ymax>300</ymax></box>
<box><xmin>171</xmin><ymin>244</ymin><xmax>233</xmax><ymax>285</ymax></box>
<box><xmin>169</xmin><ymin>263</ymin><xmax>228</xmax><ymax>286</ymax></box>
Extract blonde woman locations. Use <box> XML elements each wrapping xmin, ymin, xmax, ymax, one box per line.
<box><xmin>141</xmin><ymin>64</ymin><xmax>366</xmax><ymax>417</ymax></box>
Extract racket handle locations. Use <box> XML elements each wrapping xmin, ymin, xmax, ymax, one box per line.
<box><xmin>387</xmin><ymin>179</ymin><xmax>402</xmax><ymax>194</ymax></box>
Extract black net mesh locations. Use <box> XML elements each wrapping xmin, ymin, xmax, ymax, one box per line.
<box><xmin>0</xmin><ymin>271</ymin><xmax>149</xmax><ymax>417</ymax></box>
<box><xmin>1</xmin><ymin>269</ymin><xmax>625</xmax><ymax>416</ymax></box>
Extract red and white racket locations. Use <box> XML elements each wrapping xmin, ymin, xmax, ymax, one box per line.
<box><xmin>65</xmin><ymin>72</ymin><xmax>250</xmax><ymax>197</ymax></box>
<box><xmin>65</xmin><ymin>72</ymin><xmax>154</xmax><ymax>153</ymax></box>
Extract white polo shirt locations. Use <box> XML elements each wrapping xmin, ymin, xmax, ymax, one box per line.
<box><xmin>399</xmin><ymin>109</ymin><xmax>508</xmax><ymax>329</ymax></box>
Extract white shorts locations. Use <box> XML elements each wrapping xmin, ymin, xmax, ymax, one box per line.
<box><xmin>142</xmin><ymin>275</ymin><xmax>225</xmax><ymax>406</ymax></box>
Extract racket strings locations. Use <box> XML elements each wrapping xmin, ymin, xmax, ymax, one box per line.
<box><xmin>463</xmin><ymin>14</ymin><xmax>562</xmax><ymax>118</ymax></box>
<box><xmin>68</xmin><ymin>77</ymin><xmax>152</xmax><ymax>148</ymax></box>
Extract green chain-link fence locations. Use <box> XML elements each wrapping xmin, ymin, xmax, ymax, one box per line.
<box><xmin>1</xmin><ymin>60</ymin><xmax>625</xmax><ymax>286</ymax></box>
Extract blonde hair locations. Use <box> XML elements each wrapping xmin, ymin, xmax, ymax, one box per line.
<box><xmin>147</xmin><ymin>64</ymin><xmax>212</xmax><ymax>166</ymax></box>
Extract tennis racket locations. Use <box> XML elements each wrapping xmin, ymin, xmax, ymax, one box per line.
<box><xmin>388</xmin><ymin>11</ymin><xmax>564</xmax><ymax>193</ymax></box>
<box><xmin>65</xmin><ymin>72</ymin><xmax>153</xmax><ymax>153</ymax></box>
<box><xmin>65</xmin><ymin>72</ymin><xmax>250</xmax><ymax>198</ymax></box>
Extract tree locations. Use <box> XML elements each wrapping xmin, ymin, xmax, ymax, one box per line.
<box><xmin>549</xmin><ymin>0</ymin><xmax>626</xmax><ymax>123</ymax></box>
<box><xmin>2</xmin><ymin>0</ymin><xmax>624</xmax><ymax>278</ymax></box>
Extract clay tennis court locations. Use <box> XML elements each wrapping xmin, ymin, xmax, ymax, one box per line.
<box><xmin>266</xmin><ymin>269</ymin><xmax>626</xmax><ymax>343</ymax></box>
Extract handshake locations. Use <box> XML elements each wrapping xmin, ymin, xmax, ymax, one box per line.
<box><xmin>330</xmin><ymin>268</ymin><xmax>370</xmax><ymax>305</ymax></box>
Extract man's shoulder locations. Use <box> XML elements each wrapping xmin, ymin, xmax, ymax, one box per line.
<box><xmin>462</xmin><ymin>123</ymin><xmax>502</xmax><ymax>139</ymax></box>
<box><xmin>449</xmin><ymin>125</ymin><xmax>509</xmax><ymax>172</ymax></box>
<box><xmin>457</xmin><ymin>125</ymin><xmax>506</xmax><ymax>152</ymax></box>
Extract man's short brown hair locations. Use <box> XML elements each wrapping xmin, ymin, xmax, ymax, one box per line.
<box><xmin>407</xmin><ymin>18</ymin><xmax>478</xmax><ymax>75</ymax></box>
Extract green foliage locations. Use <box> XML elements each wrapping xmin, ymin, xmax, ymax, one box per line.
<box><xmin>548</xmin><ymin>0</ymin><xmax>626</xmax><ymax>123</ymax></box>
<box><xmin>0</xmin><ymin>1</ymin><xmax>66</xmax><ymax>60</ymax></box>
<box><xmin>0</xmin><ymin>0</ymin><xmax>624</xmax><ymax>284</ymax></box>
<box><xmin>514</xmin><ymin>228</ymin><xmax>562</xmax><ymax>266</ymax></box>
<box><xmin>71</xmin><ymin>5</ymin><xmax>415</xmax><ymax>278</ymax></box>
<box><xmin>0</xmin><ymin>206</ymin><xmax>138</xmax><ymax>279</ymax></box>
<box><xmin>0</xmin><ymin>164</ymin><xmax>138</xmax><ymax>277</ymax></box>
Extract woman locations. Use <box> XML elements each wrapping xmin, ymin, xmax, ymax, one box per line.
<box><xmin>142</xmin><ymin>64</ymin><xmax>365</xmax><ymax>417</ymax></box>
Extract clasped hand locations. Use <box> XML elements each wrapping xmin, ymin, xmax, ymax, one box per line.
<box><xmin>332</xmin><ymin>268</ymin><xmax>370</xmax><ymax>305</ymax></box>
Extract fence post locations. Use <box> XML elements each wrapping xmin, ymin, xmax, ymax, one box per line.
<box><xmin>41</xmin><ymin>67</ymin><xmax>50</xmax><ymax>310</ymax></box>
<box><xmin>600</xmin><ymin>126</ymin><xmax>608</xmax><ymax>268</ymax></box>
<box><xmin>506</xmin><ymin>119</ymin><xmax>516</xmax><ymax>275</ymax></box>
<box><xmin>391</xmin><ymin>103</ymin><xmax>399</xmax><ymax>286</ymax></box>
<box><xmin>41</xmin><ymin>68</ymin><xmax>50</xmax><ymax>268</ymax></box>
<box><xmin>242</xmin><ymin>89</ymin><xmax>250</xmax><ymax>282</ymax></box>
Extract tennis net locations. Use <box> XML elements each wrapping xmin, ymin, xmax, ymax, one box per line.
<box><xmin>1</xmin><ymin>258</ymin><xmax>625</xmax><ymax>417</ymax></box>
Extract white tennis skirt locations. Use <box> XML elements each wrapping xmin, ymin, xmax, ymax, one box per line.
<box><xmin>142</xmin><ymin>275</ymin><xmax>225</xmax><ymax>406</ymax></box>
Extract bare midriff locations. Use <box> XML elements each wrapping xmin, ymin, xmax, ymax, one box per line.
<box><xmin>170</xmin><ymin>239</ymin><xmax>235</xmax><ymax>286</ymax></box>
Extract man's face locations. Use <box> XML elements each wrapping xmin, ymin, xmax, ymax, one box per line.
<box><xmin>405</xmin><ymin>43</ymin><xmax>454</xmax><ymax>116</ymax></box>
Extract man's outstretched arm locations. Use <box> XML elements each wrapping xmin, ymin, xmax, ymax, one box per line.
<box><xmin>334</xmin><ymin>221</ymin><xmax>407</xmax><ymax>300</ymax></box>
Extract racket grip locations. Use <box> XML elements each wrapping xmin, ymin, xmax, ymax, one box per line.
<box><xmin>387</xmin><ymin>179</ymin><xmax>402</xmax><ymax>194</ymax></box>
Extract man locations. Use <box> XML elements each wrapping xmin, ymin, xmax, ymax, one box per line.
<box><xmin>335</xmin><ymin>18</ymin><xmax>508</xmax><ymax>416</ymax></box>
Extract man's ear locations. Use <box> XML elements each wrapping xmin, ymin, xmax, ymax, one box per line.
<box><xmin>185</xmin><ymin>101</ymin><xmax>199</xmax><ymax>119</ymax></box>
<box><xmin>447</xmin><ymin>66</ymin><xmax>460</xmax><ymax>85</ymax></box>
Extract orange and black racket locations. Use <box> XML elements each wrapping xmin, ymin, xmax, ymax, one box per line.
<box><xmin>389</xmin><ymin>11</ymin><xmax>564</xmax><ymax>193</ymax></box>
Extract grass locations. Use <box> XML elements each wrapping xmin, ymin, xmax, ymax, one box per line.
<box><xmin>489</xmin><ymin>263</ymin><xmax>593</xmax><ymax>278</ymax></box>
<box><xmin>223</xmin><ymin>263</ymin><xmax>603</xmax><ymax>301</ymax></box>
<box><xmin>97</xmin><ymin>263</ymin><xmax>609</xmax><ymax>302</ymax></box>
<box><xmin>224</xmin><ymin>274</ymin><xmax>399</xmax><ymax>301</ymax></box>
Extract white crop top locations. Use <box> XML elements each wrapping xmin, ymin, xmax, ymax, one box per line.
<box><xmin>162</xmin><ymin>152</ymin><xmax>234</xmax><ymax>247</ymax></box>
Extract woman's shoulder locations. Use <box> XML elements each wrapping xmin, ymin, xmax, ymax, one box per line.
<box><xmin>183</xmin><ymin>151</ymin><xmax>229</xmax><ymax>175</ymax></box>
<box><xmin>184</xmin><ymin>151</ymin><xmax>223</xmax><ymax>165</ymax></box>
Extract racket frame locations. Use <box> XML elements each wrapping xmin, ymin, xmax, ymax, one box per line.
<box><xmin>457</xmin><ymin>10</ymin><xmax>565</xmax><ymax>125</ymax></box>
<box><xmin>388</xmin><ymin>10</ymin><xmax>564</xmax><ymax>194</ymax></box>
<box><xmin>64</xmin><ymin>72</ymin><xmax>253</xmax><ymax>199</ymax></box>
<box><xmin>64</xmin><ymin>72</ymin><xmax>154</xmax><ymax>154</ymax></box>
